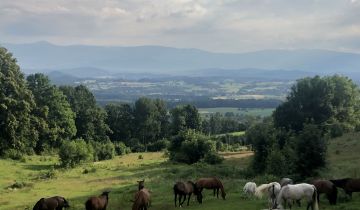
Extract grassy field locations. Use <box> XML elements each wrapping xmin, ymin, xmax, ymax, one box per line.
<box><xmin>1</xmin><ymin>133</ymin><xmax>360</xmax><ymax>210</ymax></box>
<box><xmin>199</xmin><ymin>107</ymin><xmax>274</xmax><ymax>117</ymax></box>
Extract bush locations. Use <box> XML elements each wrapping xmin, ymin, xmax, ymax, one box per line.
<box><xmin>83</xmin><ymin>167</ymin><xmax>97</xmax><ymax>174</ymax></box>
<box><xmin>3</xmin><ymin>149</ymin><xmax>23</xmax><ymax>160</ymax></box>
<box><xmin>203</xmin><ymin>152</ymin><xmax>224</xmax><ymax>164</ymax></box>
<box><xmin>147</xmin><ymin>139</ymin><xmax>169</xmax><ymax>152</ymax></box>
<box><xmin>114</xmin><ymin>142</ymin><xmax>131</xmax><ymax>155</ymax></box>
<box><xmin>169</xmin><ymin>130</ymin><xmax>217</xmax><ymax>164</ymax></box>
<box><xmin>59</xmin><ymin>139</ymin><xmax>94</xmax><ymax>168</ymax></box>
<box><xmin>91</xmin><ymin>141</ymin><xmax>115</xmax><ymax>161</ymax></box>
<box><xmin>128</xmin><ymin>138</ymin><xmax>146</xmax><ymax>152</ymax></box>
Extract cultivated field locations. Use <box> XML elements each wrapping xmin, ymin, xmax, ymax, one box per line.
<box><xmin>1</xmin><ymin>133</ymin><xmax>360</xmax><ymax>210</ymax></box>
<box><xmin>199</xmin><ymin>107</ymin><xmax>274</xmax><ymax>117</ymax></box>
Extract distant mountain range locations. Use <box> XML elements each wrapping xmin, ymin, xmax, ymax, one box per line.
<box><xmin>2</xmin><ymin>41</ymin><xmax>360</xmax><ymax>78</ymax></box>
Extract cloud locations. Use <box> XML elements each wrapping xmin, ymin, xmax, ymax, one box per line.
<box><xmin>0</xmin><ymin>0</ymin><xmax>359</xmax><ymax>53</ymax></box>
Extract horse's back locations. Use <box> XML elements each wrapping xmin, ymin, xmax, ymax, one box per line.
<box><xmin>347</xmin><ymin>178</ymin><xmax>360</xmax><ymax>191</ymax></box>
<box><xmin>312</xmin><ymin>180</ymin><xmax>334</xmax><ymax>193</ymax></box>
<box><xmin>197</xmin><ymin>177</ymin><xmax>221</xmax><ymax>189</ymax></box>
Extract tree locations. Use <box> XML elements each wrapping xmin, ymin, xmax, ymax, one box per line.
<box><xmin>0</xmin><ymin>47</ymin><xmax>38</xmax><ymax>155</ymax></box>
<box><xmin>295</xmin><ymin>123</ymin><xmax>327</xmax><ymax>178</ymax></box>
<box><xmin>170</xmin><ymin>104</ymin><xmax>201</xmax><ymax>134</ymax></box>
<box><xmin>105</xmin><ymin>103</ymin><xmax>134</xmax><ymax>143</ymax></box>
<box><xmin>60</xmin><ymin>85</ymin><xmax>110</xmax><ymax>142</ymax></box>
<box><xmin>27</xmin><ymin>73</ymin><xmax>76</xmax><ymax>152</ymax></box>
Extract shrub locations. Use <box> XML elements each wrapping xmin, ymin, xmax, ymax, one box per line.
<box><xmin>83</xmin><ymin>167</ymin><xmax>97</xmax><ymax>174</ymax></box>
<box><xmin>203</xmin><ymin>152</ymin><xmax>224</xmax><ymax>165</ymax></box>
<box><xmin>138</xmin><ymin>154</ymin><xmax>144</xmax><ymax>159</ymax></box>
<box><xmin>91</xmin><ymin>140</ymin><xmax>115</xmax><ymax>161</ymax></box>
<box><xmin>3</xmin><ymin>149</ymin><xmax>23</xmax><ymax>160</ymax></box>
<box><xmin>169</xmin><ymin>130</ymin><xmax>217</xmax><ymax>164</ymax></box>
<box><xmin>114</xmin><ymin>142</ymin><xmax>131</xmax><ymax>155</ymax></box>
<box><xmin>147</xmin><ymin>139</ymin><xmax>169</xmax><ymax>152</ymax></box>
<box><xmin>59</xmin><ymin>139</ymin><xmax>94</xmax><ymax>168</ymax></box>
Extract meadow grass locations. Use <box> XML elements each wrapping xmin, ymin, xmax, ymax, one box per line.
<box><xmin>0</xmin><ymin>134</ymin><xmax>360</xmax><ymax>210</ymax></box>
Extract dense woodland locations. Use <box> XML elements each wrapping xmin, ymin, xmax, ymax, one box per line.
<box><xmin>1</xmin><ymin>46</ymin><xmax>360</xmax><ymax>179</ymax></box>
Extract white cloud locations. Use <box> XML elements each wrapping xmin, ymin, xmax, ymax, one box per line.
<box><xmin>0</xmin><ymin>0</ymin><xmax>359</xmax><ymax>53</ymax></box>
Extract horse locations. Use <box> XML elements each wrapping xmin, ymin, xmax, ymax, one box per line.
<box><xmin>138</xmin><ymin>179</ymin><xmax>145</xmax><ymax>190</ymax></box>
<box><xmin>273</xmin><ymin>183</ymin><xmax>319</xmax><ymax>210</ymax></box>
<box><xmin>243</xmin><ymin>182</ymin><xmax>257</xmax><ymax>196</ymax></box>
<box><xmin>173</xmin><ymin>181</ymin><xmax>202</xmax><ymax>207</ymax></box>
<box><xmin>196</xmin><ymin>177</ymin><xmax>226</xmax><ymax>200</ymax></box>
<box><xmin>132</xmin><ymin>188</ymin><xmax>151</xmax><ymax>210</ymax></box>
<box><xmin>33</xmin><ymin>196</ymin><xmax>70</xmax><ymax>210</ymax></box>
<box><xmin>311</xmin><ymin>180</ymin><xmax>337</xmax><ymax>205</ymax></box>
<box><xmin>254</xmin><ymin>182</ymin><xmax>281</xmax><ymax>208</ymax></box>
<box><xmin>280</xmin><ymin>178</ymin><xmax>294</xmax><ymax>187</ymax></box>
<box><xmin>85</xmin><ymin>191</ymin><xmax>110</xmax><ymax>210</ymax></box>
<box><xmin>330</xmin><ymin>178</ymin><xmax>360</xmax><ymax>198</ymax></box>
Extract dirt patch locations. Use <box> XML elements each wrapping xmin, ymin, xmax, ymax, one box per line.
<box><xmin>220</xmin><ymin>151</ymin><xmax>254</xmax><ymax>159</ymax></box>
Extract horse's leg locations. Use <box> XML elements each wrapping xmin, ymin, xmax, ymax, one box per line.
<box><xmin>213</xmin><ymin>188</ymin><xmax>216</xmax><ymax>197</ymax></box>
<box><xmin>175</xmin><ymin>193</ymin><xmax>177</xmax><ymax>207</ymax></box>
<box><xmin>217</xmin><ymin>188</ymin><xmax>219</xmax><ymax>198</ymax></box>
<box><xmin>187</xmin><ymin>193</ymin><xmax>191</xmax><ymax>206</ymax></box>
<box><xmin>179</xmin><ymin>194</ymin><xmax>182</xmax><ymax>207</ymax></box>
<box><xmin>181</xmin><ymin>194</ymin><xmax>186</xmax><ymax>206</ymax></box>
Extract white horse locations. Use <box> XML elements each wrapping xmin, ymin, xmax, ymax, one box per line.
<box><xmin>243</xmin><ymin>182</ymin><xmax>257</xmax><ymax>195</ymax></box>
<box><xmin>255</xmin><ymin>182</ymin><xmax>281</xmax><ymax>208</ymax></box>
<box><xmin>274</xmin><ymin>183</ymin><xmax>319</xmax><ymax>210</ymax></box>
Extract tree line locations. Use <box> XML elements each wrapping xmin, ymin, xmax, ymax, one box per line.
<box><xmin>1</xmin><ymin>47</ymin><xmax>244</xmax><ymax>166</ymax></box>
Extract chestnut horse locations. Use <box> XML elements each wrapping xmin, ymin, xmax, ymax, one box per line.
<box><xmin>33</xmin><ymin>196</ymin><xmax>70</xmax><ymax>210</ymax></box>
<box><xmin>330</xmin><ymin>178</ymin><xmax>360</xmax><ymax>198</ymax></box>
<box><xmin>85</xmin><ymin>191</ymin><xmax>110</xmax><ymax>210</ymax></box>
<box><xmin>311</xmin><ymin>180</ymin><xmax>337</xmax><ymax>205</ymax></box>
<box><xmin>173</xmin><ymin>181</ymin><xmax>202</xmax><ymax>207</ymax></box>
<box><xmin>196</xmin><ymin>177</ymin><xmax>226</xmax><ymax>200</ymax></box>
<box><xmin>132</xmin><ymin>188</ymin><xmax>151</xmax><ymax>210</ymax></box>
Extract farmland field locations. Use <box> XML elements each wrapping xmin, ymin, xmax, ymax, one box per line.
<box><xmin>1</xmin><ymin>133</ymin><xmax>360</xmax><ymax>210</ymax></box>
<box><xmin>199</xmin><ymin>107</ymin><xmax>274</xmax><ymax>117</ymax></box>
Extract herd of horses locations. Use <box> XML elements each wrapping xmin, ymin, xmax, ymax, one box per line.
<box><xmin>31</xmin><ymin>177</ymin><xmax>359</xmax><ymax>210</ymax></box>
<box><xmin>243</xmin><ymin>177</ymin><xmax>360</xmax><ymax>210</ymax></box>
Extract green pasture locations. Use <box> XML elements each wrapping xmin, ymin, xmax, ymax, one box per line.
<box><xmin>1</xmin><ymin>133</ymin><xmax>360</xmax><ymax>210</ymax></box>
<box><xmin>199</xmin><ymin>107</ymin><xmax>274</xmax><ymax>117</ymax></box>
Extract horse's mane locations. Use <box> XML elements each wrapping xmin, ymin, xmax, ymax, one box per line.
<box><xmin>255</xmin><ymin>184</ymin><xmax>272</xmax><ymax>198</ymax></box>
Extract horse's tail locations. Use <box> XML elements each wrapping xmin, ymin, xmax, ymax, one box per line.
<box><xmin>312</xmin><ymin>186</ymin><xmax>319</xmax><ymax>210</ymax></box>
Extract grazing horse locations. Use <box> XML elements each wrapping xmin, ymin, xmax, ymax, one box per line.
<box><xmin>254</xmin><ymin>182</ymin><xmax>281</xmax><ymax>208</ymax></box>
<box><xmin>132</xmin><ymin>188</ymin><xmax>151</xmax><ymax>210</ymax></box>
<box><xmin>243</xmin><ymin>182</ymin><xmax>257</xmax><ymax>196</ymax></box>
<box><xmin>330</xmin><ymin>178</ymin><xmax>360</xmax><ymax>198</ymax></box>
<box><xmin>33</xmin><ymin>196</ymin><xmax>70</xmax><ymax>210</ymax></box>
<box><xmin>196</xmin><ymin>177</ymin><xmax>226</xmax><ymax>200</ymax></box>
<box><xmin>85</xmin><ymin>191</ymin><xmax>110</xmax><ymax>210</ymax></box>
<box><xmin>311</xmin><ymin>180</ymin><xmax>337</xmax><ymax>205</ymax></box>
<box><xmin>280</xmin><ymin>178</ymin><xmax>294</xmax><ymax>187</ymax></box>
<box><xmin>174</xmin><ymin>181</ymin><xmax>202</xmax><ymax>207</ymax></box>
<box><xmin>138</xmin><ymin>180</ymin><xmax>145</xmax><ymax>190</ymax></box>
<box><xmin>273</xmin><ymin>183</ymin><xmax>318</xmax><ymax>210</ymax></box>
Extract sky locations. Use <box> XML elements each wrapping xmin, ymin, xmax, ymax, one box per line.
<box><xmin>0</xmin><ymin>0</ymin><xmax>360</xmax><ymax>53</ymax></box>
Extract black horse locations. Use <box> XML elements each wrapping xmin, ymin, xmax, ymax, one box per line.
<box><xmin>331</xmin><ymin>178</ymin><xmax>360</xmax><ymax>198</ymax></box>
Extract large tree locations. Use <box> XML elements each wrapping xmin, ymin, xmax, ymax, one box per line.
<box><xmin>27</xmin><ymin>73</ymin><xmax>76</xmax><ymax>152</ymax></box>
<box><xmin>60</xmin><ymin>85</ymin><xmax>110</xmax><ymax>142</ymax></box>
<box><xmin>170</xmin><ymin>104</ymin><xmax>201</xmax><ymax>134</ymax></box>
<box><xmin>0</xmin><ymin>47</ymin><xmax>38</xmax><ymax>155</ymax></box>
<box><xmin>105</xmin><ymin>103</ymin><xmax>134</xmax><ymax>143</ymax></box>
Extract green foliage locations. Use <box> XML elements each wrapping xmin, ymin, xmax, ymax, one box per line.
<box><xmin>0</xmin><ymin>47</ymin><xmax>38</xmax><ymax>155</ymax></box>
<box><xmin>265</xmin><ymin>147</ymin><xmax>287</xmax><ymax>176</ymax></box>
<box><xmin>170</xmin><ymin>104</ymin><xmax>201</xmax><ymax>135</ymax></box>
<box><xmin>113</xmin><ymin>142</ymin><xmax>131</xmax><ymax>155</ymax></box>
<box><xmin>60</xmin><ymin>85</ymin><xmax>110</xmax><ymax>142</ymax></box>
<box><xmin>202</xmin><ymin>152</ymin><xmax>224</xmax><ymax>164</ymax></box>
<box><xmin>105</xmin><ymin>103</ymin><xmax>134</xmax><ymax>143</ymax></box>
<box><xmin>147</xmin><ymin>139</ymin><xmax>169</xmax><ymax>152</ymax></box>
<box><xmin>3</xmin><ymin>149</ymin><xmax>24</xmax><ymax>160</ymax></box>
<box><xmin>59</xmin><ymin>139</ymin><xmax>94</xmax><ymax>167</ymax></box>
<box><xmin>27</xmin><ymin>73</ymin><xmax>76</xmax><ymax>152</ymax></box>
<box><xmin>168</xmin><ymin>130</ymin><xmax>217</xmax><ymax>164</ymax></box>
<box><xmin>295</xmin><ymin>123</ymin><xmax>327</xmax><ymax>178</ymax></box>
<box><xmin>90</xmin><ymin>140</ymin><xmax>115</xmax><ymax>161</ymax></box>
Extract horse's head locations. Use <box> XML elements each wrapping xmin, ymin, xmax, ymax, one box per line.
<box><xmin>137</xmin><ymin>179</ymin><xmax>145</xmax><ymax>190</ymax></box>
<box><xmin>196</xmin><ymin>192</ymin><xmax>203</xmax><ymax>204</ymax></box>
<box><xmin>221</xmin><ymin>191</ymin><xmax>226</xmax><ymax>200</ymax></box>
<box><xmin>63</xmin><ymin>198</ymin><xmax>70</xmax><ymax>208</ymax></box>
<box><xmin>101</xmin><ymin>191</ymin><xmax>111</xmax><ymax>199</ymax></box>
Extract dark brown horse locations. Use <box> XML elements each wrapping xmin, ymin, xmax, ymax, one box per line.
<box><xmin>173</xmin><ymin>181</ymin><xmax>202</xmax><ymax>207</ymax></box>
<box><xmin>330</xmin><ymin>178</ymin><xmax>360</xmax><ymax>198</ymax></box>
<box><xmin>311</xmin><ymin>180</ymin><xmax>337</xmax><ymax>205</ymax></box>
<box><xmin>33</xmin><ymin>196</ymin><xmax>70</xmax><ymax>210</ymax></box>
<box><xmin>132</xmin><ymin>188</ymin><xmax>151</xmax><ymax>210</ymax></box>
<box><xmin>196</xmin><ymin>177</ymin><xmax>226</xmax><ymax>200</ymax></box>
<box><xmin>85</xmin><ymin>191</ymin><xmax>110</xmax><ymax>210</ymax></box>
